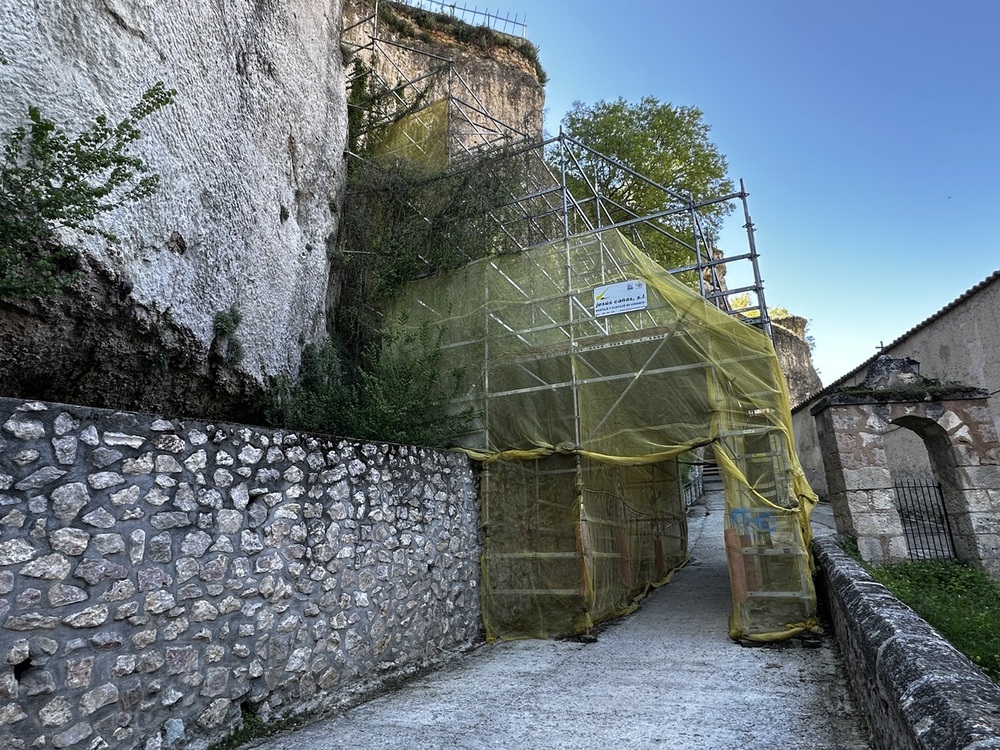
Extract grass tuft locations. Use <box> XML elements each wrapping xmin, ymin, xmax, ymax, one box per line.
<box><xmin>869</xmin><ymin>559</ymin><xmax>1000</xmax><ymax>682</ymax></box>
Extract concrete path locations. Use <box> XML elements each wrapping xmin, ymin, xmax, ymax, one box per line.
<box><xmin>247</xmin><ymin>493</ymin><xmax>871</xmax><ymax>749</ymax></box>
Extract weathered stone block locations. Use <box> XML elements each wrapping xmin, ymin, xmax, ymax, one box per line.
<box><xmin>52</xmin><ymin>721</ymin><xmax>92</xmax><ymax>748</ymax></box>
<box><xmin>118</xmin><ymin>453</ymin><xmax>153</xmax><ymax>476</ymax></box>
<box><xmin>144</xmin><ymin>592</ymin><xmax>176</xmax><ymax>615</ymax></box>
<box><xmin>0</xmin><ymin>540</ymin><xmax>38</xmax><ymax>566</ymax></box>
<box><xmin>21</xmin><ymin>554</ymin><xmax>71</xmax><ymax>580</ymax></box>
<box><xmin>16</xmin><ymin>467</ymin><xmax>67</xmax><ymax>491</ymax></box>
<box><xmin>39</xmin><ymin>696</ymin><xmax>73</xmax><ymax>727</ymax></box>
<box><xmin>155</xmin><ymin>435</ymin><xmax>185</xmax><ymax>454</ymax></box>
<box><xmin>90</xmin><ymin>632</ymin><xmax>125</xmax><ymax>651</ymax></box>
<box><xmin>65</xmin><ymin>657</ymin><xmax>95</xmax><ymax>689</ymax></box>
<box><xmin>79</xmin><ymin>683</ymin><xmax>119</xmax><ymax>716</ymax></box>
<box><xmin>63</xmin><ymin>605</ymin><xmax>110</xmax><ymax>629</ymax></box>
<box><xmin>21</xmin><ymin>670</ymin><xmax>56</xmax><ymax>697</ymax></box>
<box><xmin>4</xmin><ymin>614</ymin><xmax>58</xmax><ymax>631</ymax></box>
<box><xmin>49</xmin><ymin>584</ymin><xmax>88</xmax><ymax>607</ymax></box>
<box><xmin>180</xmin><ymin>532</ymin><xmax>212</xmax><ymax>558</ymax></box>
<box><xmin>149</xmin><ymin>513</ymin><xmax>190</xmax><ymax>530</ymax></box>
<box><xmin>4</xmin><ymin>415</ymin><xmax>45</xmax><ymax>439</ymax></box>
<box><xmin>841</xmin><ymin>466</ymin><xmax>893</xmax><ymax>492</ymax></box>
<box><xmin>74</xmin><ymin>559</ymin><xmax>127</xmax><ymax>585</ymax></box>
<box><xmin>50</xmin><ymin>529</ymin><xmax>90</xmax><ymax>556</ymax></box>
<box><xmin>135</xmin><ymin>652</ymin><xmax>165</xmax><ymax>674</ymax></box>
<box><xmin>81</xmin><ymin>508</ymin><xmax>116</xmax><ymax>529</ymax></box>
<box><xmin>89</xmin><ymin>448</ymin><xmax>122</xmax><ymax>469</ymax></box>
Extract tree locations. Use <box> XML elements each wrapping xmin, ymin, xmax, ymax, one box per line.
<box><xmin>557</xmin><ymin>96</ymin><xmax>734</xmax><ymax>274</ymax></box>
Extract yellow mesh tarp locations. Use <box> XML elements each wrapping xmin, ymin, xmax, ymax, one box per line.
<box><xmin>371</xmin><ymin>99</ymin><xmax>449</xmax><ymax>169</ymax></box>
<box><xmin>388</xmin><ymin>229</ymin><xmax>818</xmax><ymax>641</ymax></box>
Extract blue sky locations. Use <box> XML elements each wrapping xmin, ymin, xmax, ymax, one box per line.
<box><xmin>482</xmin><ymin>0</ymin><xmax>1000</xmax><ymax>384</ymax></box>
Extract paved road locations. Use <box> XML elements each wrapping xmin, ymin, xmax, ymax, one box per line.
<box><xmin>247</xmin><ymin>494</ymin><xmax>871</xmax><ymax>749</ymax></box>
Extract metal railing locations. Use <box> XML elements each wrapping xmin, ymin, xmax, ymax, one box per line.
<box><xmin>393</xmin><ymin>0</ymin><xmax>527</xmax><ymax>37</ymax></box>
<box><xmin>683</xmin><ymin>465</ymin><xmax>705</xmax><ymax>507</ymax></box>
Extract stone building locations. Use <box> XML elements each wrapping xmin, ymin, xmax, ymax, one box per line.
<box><xmin>792</xmin><ymin>269</ymin><xmax>1000</xmax><ymax>572</ymax></box>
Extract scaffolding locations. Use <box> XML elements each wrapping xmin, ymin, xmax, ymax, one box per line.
<box><xmin>386</xmin><ymin>230</ymin><xmax>817</xmax><ymax>640</ymax></box>
<box><xmin>343</xmin><ymin>0</ymin><xmax>817</xmax><ymax>641</ymax></box>
<box><xmin>343</xmin><ymin>0</ymin><xmax>535</xmax><ymax>161</ymax></box>
<box><xmin>343</xmin><ymin>1</ymin><xmax>772</xmax><ymax>330</ymax></box>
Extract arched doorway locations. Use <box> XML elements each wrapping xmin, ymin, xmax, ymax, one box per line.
<box><xmin>811</xmin><ymin>362</ymin><xmax>1000</xmax><ymax>575</ymax></box>
<box><xmin>885</xmin><ymin>415</ymin><xmax>957</xmax><ymax>559</ymax></box>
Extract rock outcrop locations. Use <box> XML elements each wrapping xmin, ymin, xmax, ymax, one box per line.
<box><xmin>772</xmin><ymin>315</ymin><xmax>822</xmax><ymax>407</ymax></box>
<box><xmin>342</xmin><ymin>0</ymin><xmax>545</xmax><ymax>155</ymax></box>
<box><xmin>0</xmin><ymin>0</ymin><xmax>348</xmax><ymax>414</ymax></box>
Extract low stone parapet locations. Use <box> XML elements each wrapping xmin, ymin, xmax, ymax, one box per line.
<box><xmin>813</xmin><ymin>538</ymin><xmax>1000</xmax><ymax>750</ymax></box>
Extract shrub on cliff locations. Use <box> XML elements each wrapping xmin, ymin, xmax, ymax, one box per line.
<box><xmin>263</xmin><ymin>319</ymin><xmax>473</xmax><ymax>447</ymax></box>
<box><xmin>0</xmin><ymin>82</ymin><xmax>175</xmax><ymax>299</ymax></box>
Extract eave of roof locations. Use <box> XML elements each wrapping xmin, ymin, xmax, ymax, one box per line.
<box><xmin>791</xmin><ymin>268</ymin><xmax>1000</xmax><ymax>413</ymax></box>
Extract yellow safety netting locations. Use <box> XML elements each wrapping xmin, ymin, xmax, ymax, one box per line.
<box><xmin>387</xmin><ymin>229</ymin><xmax>818</xmax><ymax>641</ymax></box>
<box><xmin>370</xmin><ymin>99</ymin><xmax>449</xmax><ymax>169</ymax></box>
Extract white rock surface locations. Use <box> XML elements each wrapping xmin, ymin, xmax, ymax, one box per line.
<box><xmin>0</xmin><ymin>0</ymin><xmax>348</xmax><ymax>380</ymax></box>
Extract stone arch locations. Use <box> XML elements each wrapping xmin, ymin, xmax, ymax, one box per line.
<box><xmin>886</xmin><ymin>413</ymin><xmax>966</xmax><ymax>559</ymax></box>
<box><xmin>811</xmin><ymin>391</ymin><xmax>1000</xmax><ymax>576</ymax></box>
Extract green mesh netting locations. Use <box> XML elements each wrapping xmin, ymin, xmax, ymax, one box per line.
<box><xmin>387</xmin><ymin>228</ymin><xmax>818</xmax><ymax>641</ymax></box>
<box><xmin>371</xmin><ymin>99</ymin><xmax>449</xmax><ymax>169</ymax></box>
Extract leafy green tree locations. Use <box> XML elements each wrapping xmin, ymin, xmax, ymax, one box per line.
<box><xmin>0</xmin><ymin>82</ymin><xmax>175</xmax><ymax>299</ymax></box>
<box><xmin>557</xmin><ymin>96</ymin><xmax>734</xmax><ymax>273</ymax></box>
<box><xmin>730</xmin><ymin>293</ymin><xmax>790</xmax><ymax>320</ymax></box>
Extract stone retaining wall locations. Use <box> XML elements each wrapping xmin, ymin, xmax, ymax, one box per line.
<box><xmin>813</xmin><ymin>538</ymin><xmax>1000</xmax><ymax>750</ymax></box>
<box><xmin>0</xmin><ymin>397</ymin><xmax>482</xmax><ymax>750</ymax></box>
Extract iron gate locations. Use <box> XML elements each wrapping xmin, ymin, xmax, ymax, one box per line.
<box><xmin>893</xmin><ymin>478</ymin><xmax>956</xmax><ymax>560</ymax></box>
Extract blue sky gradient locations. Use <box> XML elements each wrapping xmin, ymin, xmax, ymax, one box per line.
<box><xmin>486</xmin><ymin>0</ymin><xmax>1000</xmax><ymax>383</ymax></box>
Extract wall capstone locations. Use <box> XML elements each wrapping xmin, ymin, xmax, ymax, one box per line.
<box><xmin>814</xmin><ymin>538</ymin><xmax>1000</xmax><ymax>750</ymax></box>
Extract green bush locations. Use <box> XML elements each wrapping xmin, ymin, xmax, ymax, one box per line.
<box><xmin>264</xmin><ymin>342</ymin><xmax>358</xmax><ymax>437</ymax></box>
<box><xmin>212</xmin><ymin>306</ymin><xmax>242</xmax><ymax>338</ymax></box>
<box><xmin>869</xmin><ymin>560</ymin><xmax>1000</xmax><ymax>682</ymax></box>
<box><xmin>0</xmin><ymin>82</ymin><xmax>175</xmax><ymax>299</ymax></box>
<box><xmin>355</xmin><ymin>319</ymin><xmax>473</xmax><ymax>445</ymax></box>
<box><xmin>264</xmin><ymin>320</ymin><xmax>473</xmax><ymax>447</ymax></box>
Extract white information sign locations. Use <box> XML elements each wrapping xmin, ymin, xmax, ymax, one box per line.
<box><xmin>593</xmin><ymin>280</ymin><xmax>648</xmax><ymax>317</ymax></box>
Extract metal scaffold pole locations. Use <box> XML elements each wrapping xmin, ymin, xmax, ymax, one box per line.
<box><xmin>740</xmin><ymin>179</ymin><xmax>772</xmax><ymax>340</ymax></box>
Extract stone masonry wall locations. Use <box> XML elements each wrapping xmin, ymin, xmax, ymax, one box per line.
<box><xmin>814</xmin><ymin>538</ymin><xmax>1000</xmax><ymax>750</ymax></box>
<box><xmin>770</xmin><ymin>317</ymin><xmax>822</xmax><ymax>409</ymax></box>
<box><xmin>342</xmin><ymin>0</ymin><xmax>545</xmax><ymax>149</ymax></box>
<box><xmin>0</xmin><ymin>397</ymin><xmax>481</xmax><ymax>750</ymax></box>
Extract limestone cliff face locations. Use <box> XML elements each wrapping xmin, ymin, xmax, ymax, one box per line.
<box><xmin>771</xmin><ymin>316</ymin><xmax>822</xmax><ymax>407</ymax></box>
<box><xmin>343</xmin><ymin>0</ymin><xmax>545</xmax><ymax>153</ymax></box>
<box><xmin>0</xmin><ymin>0</ymin><xmax>347</xmax><ymax>417</ymax></box>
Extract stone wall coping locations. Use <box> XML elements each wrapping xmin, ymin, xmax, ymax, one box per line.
<box><xmin>813</xmin><ymin>538</ymin><xmax>1000</xmax><ymax>750</ymax></box>
<box><xmin>810</xmin><ymin>391</ymin><xmax>990</xmax><ymax>416</ymax></box>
